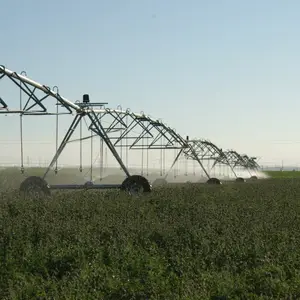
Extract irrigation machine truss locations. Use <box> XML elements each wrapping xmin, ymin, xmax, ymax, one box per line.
<box><xmin>212</xmin><ymin>150</ymin><xmax>260</xmax><ymax>181</ymax></box>
<box><xmin>164</xmin><ymin>139</ymin><xmax>260</xmax><ymax>183</ymax></box>
<box><xmin>0</xmin><ymin>65</ymin><xmax>261</xmax><ymax>196</ymax></box>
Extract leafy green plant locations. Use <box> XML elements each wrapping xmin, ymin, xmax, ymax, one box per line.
<box><xmin>1</xmin><ymin>171</ymin><xmax>300</xmax><ymax>299</ymax></box>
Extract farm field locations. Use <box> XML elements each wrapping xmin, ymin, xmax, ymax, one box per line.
<box><xmin>1</xmin><ymin>169</ymin><xmax>300</xmax><ymax>298</ymax></box>
<box><xmin>264</xmin><ymin>170</ymin><xmax>300</xmax><ymax>179</ymax></box>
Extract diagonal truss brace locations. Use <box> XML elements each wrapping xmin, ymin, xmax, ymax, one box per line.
<box><xmin>241</xmin><ymin>155</ymin><xmax>260</xmax><ymax>170</ymax></box>
<box><xmin>74</xmin><ymin>109</ymin><xmax>188</xmax><ymax>150</ymax></box>
<box><xmin>164</xmin><ymin>141</ymin><xmax>211</xmax><ymax>180</ymax></box>
<box><xmin>0</xmin><ymin>97</ymin><xmax>7</xmax><ymax>109</ymax></box>
<box><xmin>43</xmin><ymin>111</ymin><xmax>131</xmax><ymax>179</ymax></box>
<box><xmin>0</xmin><ymin>65</ymin><xmax>79</xmax><ymax>115</ymax></box>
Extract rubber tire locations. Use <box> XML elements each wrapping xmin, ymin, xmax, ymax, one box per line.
<box><xmin>235</xmin><ymin>177</ymin><xmax>246</xmax><ymax>183</ymax></box>
<box><xmin>121</xmin><ymin>175</ymin><xmax>151</xmax><ymax>195</ymax></box>
<box><xmin>84</xmin><ymin>181</ymin><xmax>94</xmax><ymax>188</ymax></box>
<box><xmin>206</xmin><ymin>177</ymin><xmax>222</xmax><ymax>185</ymax></box>
<box><xmin>250</xmin><ymin>175</ymin><xmax>258</xmax><ymax>180</ymax></box>
<box><xmin>20</xmin><ymin>176</ymin><xmax>51</xmax><ymax>197</ymax></box>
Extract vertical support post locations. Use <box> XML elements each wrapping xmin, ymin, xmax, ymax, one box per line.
<box><xmin>99</xmin><ymin>109</ymin><xmax>104</xmax><ymax>181</ymax></box>
<box><xmin>188</xmin><ymin>147</ymin><xmax>210</xmax><ymax>179</ymax></box>
<box><xmin>87</xmin><ymin>111</ymin><xmax>130</xmax><ymax>177</ymax></box>
<box><xmin>141</xmin><ymin>139</ymin><xmax>144</xmax><ymax>176</ymax></box>
<box><xmin>163</xmin><ymin>136</ymin><xmax>166</xmax><ymax>176</ymax></box>
<box><xmin>19</xmin><ymin>71</ymin><xmax>27</xmax><ymax>174</ymax></box>
<box><xmin>43</xmin><ymin>114</ymin><xmax>83</xmax><ymax>180</ymax></box>
<box><xmin>99</xmin><ymin>137</ymin><xmax>104</xmax><ymax>181</ymax></box>
<box><xmin>53</xmin><ymin>86</ymin><xmax>59</xmax><ymax>174</ymax></box>
<box><xmin>90</xmin><ymin>129</ymin><xmax>93</xmax><ymax>182</ymax></box>
<box><xmin>173</xmin><ymin>147</ymin><xmax>177</xmax><ymax>178</ymax></box>
<box><xmin>146</xmin><ymin>142</ymin><xmax>149</xmax><ymax>176</ymax></box>
<box><xmin>125</xmin><ymin>109</ymin><xmax>130</xmax><ymax>172</ymax></box>
<box><xmin>173</xmin><ymin>132</ymin><xmax>178</xmax><ymax>179</ymax></box>
<box><xmin>140</xmin><ymin>112</ymin><xmax>144</xmax><ymax>176</ymax></box>
<box><xmin>79</xmin><ymin>118</ymin><xmax>83</xmax><ymax>172</ymax></box>
<box><xmin>160</xmin><ymin>143</ymin><xmax>163</xmax><ymax>177</ymax></box>
<box><xmin>164</xmin><ymin>148</ymin><xmax>184</xmax><ymax>180</ymax></box>
<box><xmin>105</xmin><ymin>147</ymin><xmax>108</xmax><ymax>170</ymax></box>
<box><xmin>117</xmin><ymin>105</ymin><xmax>123</xmax><ymax>170</ymax></box>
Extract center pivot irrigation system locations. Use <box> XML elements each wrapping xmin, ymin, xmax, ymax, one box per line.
<box><xmin>0</xmin><ymin>65</ymin><xmax>261</xmax><ymax>196</ymax></box>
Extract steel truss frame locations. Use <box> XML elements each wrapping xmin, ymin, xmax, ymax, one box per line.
<box><xmin>0</xmin><ymin>65</ymin><xmax>261</xmax><ymax>192</ymax></box>
<box><xmin>83</xmin><ymin>109</ymin><xmax>188</xmax><ymax>150</ymax></box>
<box><xmin>214</xmin><ymin>150</ymin><xmax>260</xmax><ymax>177</ymax></box>
<box><xmin>0</xmin><ymin>66</ymin><xmax>78</xmax><ymax>115</ymax></box>
<box><xmin>164</xmin><ymin>139</ymin><xmax>261</xmax><ymax>182</ymax></box>
<box><xmin>184</xmin><ymin>139</ymin><xmax>238</xmax><ymax>177</ymax></box>
<box><xmin>164</xmin><ymin>139</ymin><xmax>230</xmax><ymax>182</ymax></box>
<box><xmin>43</xmin><ymin>110</ymin><xmax>190</xmax><ymax>178</ymax></box>
<box><xmin>164</xmin><ymin>138</ymin><xmax>220</xmax><ymax>184</ymax></box>
<box><xmin>0</xmin><ymin>65</ymin><xmax>202</xmax><ymax>192</ymax></box>
<box><xmin>240</xmin><ymin>155</ymin><xmax>260</xmax><ymax>172</ymax></box>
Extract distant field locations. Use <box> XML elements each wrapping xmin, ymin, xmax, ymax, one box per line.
<box><xmin>264</xmin><ymin>170</ymin><xmax>300</xmax><ymax>178</ymax></box>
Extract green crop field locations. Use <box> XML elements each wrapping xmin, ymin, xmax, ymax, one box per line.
<box><xmin>264</xmin><ymin>170</ymin><xmax>300</xmax><ymax>179</ymax></box>
<box><xmin>1</xmin><ymin>169</ymin><xmax>300</xmax><ymax>299</ymax></box>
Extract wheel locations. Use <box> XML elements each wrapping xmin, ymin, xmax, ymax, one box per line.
<box><xmin>20</xmin><ymin>176</ymin><xmax>50</xmax><ymax>198</ymax></box>
<box><xmin>206</xmin><ymin>177</ymin><xmax>222</xmax><ymax>185</ymax></box>
<box><xmin>84</xmin><ymin>181</ymin><xmax>94</xmax><ymax>188</ymax></box>
<box><xmin>121</xmin><ymin>175</ymin><xmax>151</xmax><ymax>195</ymax></box>
<box><xmin>250</xmin><ymin>175</ymin><xmax>258</xmax><ymax>180</ymax></box>
<box><xmin>235</xmin><ymin>177</ymin><xmax>246</xmax><ymax>183</ymax></box>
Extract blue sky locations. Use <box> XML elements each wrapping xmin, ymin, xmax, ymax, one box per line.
<box><xmin>2</xmin><ymin>0</ymin><xmax>300</xmax><ymax>167</ymax></box>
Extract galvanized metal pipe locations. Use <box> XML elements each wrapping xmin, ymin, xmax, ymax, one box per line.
<box><xmin>0</xmin><ymin>66</ymin><xmax>81</xmax><ymax>111</ymax></box>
